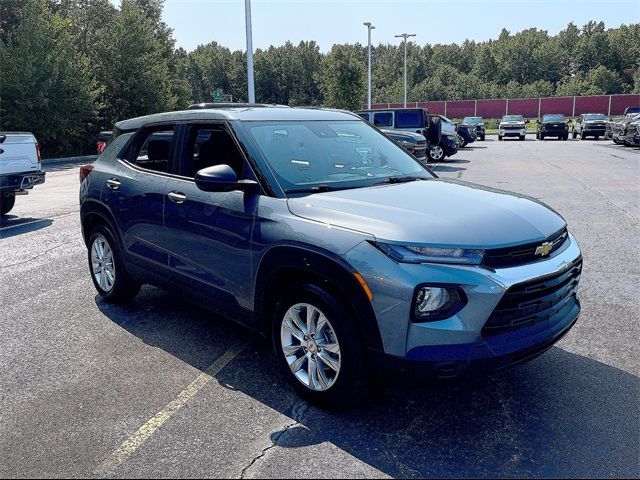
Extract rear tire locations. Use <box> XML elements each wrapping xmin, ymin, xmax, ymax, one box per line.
<box><xmin>0</xmin><ymin>192</ymin><xmax>16</xmax><ymax>216</ymax></box>
<box><xmin>88</xmin><ymin>225</ymin><xmax>141</xmax><ymax>303</ymax></box>
<box><xmin>272</xmin><ymin>283</ymin><xmax>370</xmax><ymax>409</ymax></box>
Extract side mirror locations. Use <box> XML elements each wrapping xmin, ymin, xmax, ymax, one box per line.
<box><xmin>195</xmin><ymin>164</ymin><xmax>259</xmax><ymax>194</ymax></box>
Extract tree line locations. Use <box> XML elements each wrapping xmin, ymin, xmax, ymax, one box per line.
<box><xmin>1</xmin><ymin>0</ymin><xmax>638</xmax><ymax>156</ymax></box>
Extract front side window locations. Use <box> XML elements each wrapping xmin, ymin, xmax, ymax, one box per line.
<box><xmin>244</xmin><ymin>120</ymin><xmax>433</xmax><ymax>194</ymax></box>
<box><xmin>133</xmin><ymin>129</ymin><xmax>176</xmax><ymax>173</ymax></box>
<box><xmin>373</xmin><ymin>112</ymin><xmax>393</xmax><ymax>127</ymax></box>
<box><xmin>182</xmin><ymin>125</ymin><xmax>245</xmax><ymax>178</ymax></box>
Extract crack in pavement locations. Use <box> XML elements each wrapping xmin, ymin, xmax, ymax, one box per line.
<box><xmin>239</xmin><ymin>400</ymin><xmax>311</xmax><ymax>479</ymax></box>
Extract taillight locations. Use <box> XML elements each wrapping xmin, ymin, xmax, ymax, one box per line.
<box><xmin>36</xmin><ymin>143</ymin><xmax>41</xmax><ymax>163</ymax></box>
<box><xmin>79</xmin><ymin>164</ymin><xmax>94</xmax><ymax>183</ymax></box>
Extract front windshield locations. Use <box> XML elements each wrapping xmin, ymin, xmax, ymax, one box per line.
<box><xmin>584</xmin><ymin>114</ymin><xmax>605</xmax><ymax>121</ymax></box>
<box><xmin>245</xmin><ymin>120</ymin><xmax>433</xmax><ymax>193</ymax></box>
<box><xmin>440</xmin><ymin>115</ymin><xmax>454</xmax><ymax>123</ymax></box>
<box><xmin>463</xmin><ymin>117</ymin><xmax>482</xmax><ymax>124</ymax></box>
<box><xmin>543</xmin><ymin>114</ymin><xmax>565</xmax><ymax>121</ymax></box>
<box><xmin>502</xmin><ymin>115</ymin><xmax>524</xmax><ymax>122</ymax></box>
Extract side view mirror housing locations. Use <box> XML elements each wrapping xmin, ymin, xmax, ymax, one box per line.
<box><xmin>195</xmin><ymin>164</ymin><xmax>260</xmax><ymax>194</ymax></box>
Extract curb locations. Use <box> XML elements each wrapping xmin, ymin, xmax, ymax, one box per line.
<box><xmin>43</xmin><ymin>155</ymin><xmax>97</xmax><ymax>164</ymax></box>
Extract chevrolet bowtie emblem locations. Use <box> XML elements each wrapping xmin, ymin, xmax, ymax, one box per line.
<box><xmin>535</xmin><ymin>241</ymin><xmax>553</xmax><ymax>256</ymax></box>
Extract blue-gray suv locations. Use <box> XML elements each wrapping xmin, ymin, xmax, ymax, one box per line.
<box><xmin>80</xmin><ymin>105</ymin><xmax>582</xmax><ymax>408</ymax></box>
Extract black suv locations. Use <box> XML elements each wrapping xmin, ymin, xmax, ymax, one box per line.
<box><xmin>460</xmin><ymin>117</ymin><xmax>486</xmax><ymax>141</ymax></box>
<box><xmin>536</xmin><ymin>114</ymin><xmax>569</xmax><ymax>140</ymax></box>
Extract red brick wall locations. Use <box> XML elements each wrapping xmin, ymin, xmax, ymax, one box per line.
<box><xmin>365</xmin><ymin>94</ymin><xmax>640</xmax><ymax>118</ymax></box>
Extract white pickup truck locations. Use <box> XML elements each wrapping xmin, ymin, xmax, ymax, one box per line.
<box><xmin>0</xmin><ymin>132</ymin><xmax>46</xmax><ymax>215</ymax></box>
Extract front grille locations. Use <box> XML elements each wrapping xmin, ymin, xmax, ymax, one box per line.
<box><xmin>482</xmin><ymin>228</ymin><xmax>568</xmax><ymax>269</ymax></box>
<box><xmin>503</xmin><ymin>125</ymin><xmax>522</xmax><ymax>130</ymax></box>
<box><xmin>482</xmin><ymin>257</ymin><xmax>582</xmax><ymax>337</ymax></box>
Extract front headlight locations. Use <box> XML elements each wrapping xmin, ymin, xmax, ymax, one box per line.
<box><xmin>375</xmin><ymin>242</ymin><xmax>485</xmax><ymax>265</ymax></box>
<box><xmin>399</xmin><ymin>140</ymin><xmax>413</xmax><ymax>148</ymax></box>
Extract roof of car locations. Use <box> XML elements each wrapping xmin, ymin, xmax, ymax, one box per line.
<box><xmin>115</xmin><ymin>106</ymin><xmax>361</xmax><ymax>131</ymax></box>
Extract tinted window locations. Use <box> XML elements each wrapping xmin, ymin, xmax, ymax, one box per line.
<box><xmin>543</xmin><ymin>114</ymin><xmax>565</xmax><ymax>121</ymax></box>
<box><xmin>357</xmin><ymin>113</ymin><xmax>370</xmax><ymax>122</ymax></box>
<box><xmin>463</xmin><ymin>117</ymin><xmax>482</xmax><ymax>124</ymax></box>
<box><xmin>245</xmin><ymin>120</ymin><xmax>432</xmax><ymax>192</ymax></box>
<box><xmin>395</xmin><ymin>110</ymin><xmax>424</xmax><ymax>128</ymax></box>
<box><xmin>373</xmin><ymin>112</ymin><xmax>393</xmax><ymax>127</ymax></box>
<box><xmin>133</xmin><ymin>129</ymin><xmax>175</xmax><ymax>173</ymax></box>
<box><xmin>183</xmin><ymin>125</ymin><xmax>245</xmax><ymax>178</ymax></box>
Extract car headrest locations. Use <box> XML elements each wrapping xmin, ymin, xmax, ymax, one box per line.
<box><xmin>147</xmin><ymin>139</ymin><xmax>170</xmax><ymax>161</ymax></box>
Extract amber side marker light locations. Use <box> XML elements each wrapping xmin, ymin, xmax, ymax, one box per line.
<box><xmin>353</xmin><ymin>272</ymin><xmax>374</xmax><ymax>302</ymax></box>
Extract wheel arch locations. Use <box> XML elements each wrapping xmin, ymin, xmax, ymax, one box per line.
<box><xmin>254</xmin><ymin>245</ymin><xmax>383</xmax><ymax>352</ymax></box>
<box><xmin>80</xmin><ymin>200</ymin><xmax>123</xmax><ymax>248</ymax></box>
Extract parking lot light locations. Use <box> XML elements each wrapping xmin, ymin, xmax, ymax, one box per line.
<box><xmin>395</xmin><ymin>33</ymin><xmax>416</xmax><ymax>108</ymax></box>
<box><xmin>363</xmin><ymin>22</ymin><xmax>375</xmax><ymax>110</ymax></box>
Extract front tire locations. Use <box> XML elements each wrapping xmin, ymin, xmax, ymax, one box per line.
<box><xmin>519</xmin><ymin>135</ymin><xmax>525</xmax><ymax>141</ymax></box>
<box><xmin>498</xmin><ymin>135</ymin><xmax>503</xmax><ymax>141</ymax></box>
<box><xmin>0</xmin><ymin>192</ymin><xmax>16</xmax><ymax>216</ymax></box>
<box><xmin>581</xmin><ymin>133</ymin><xmax>588</xmax><ymax>140</ymax></box>
<box><xmin>272</xmin><ymin>283</ymin><xmax>370</xmax><ymax>409</ymax></box>
<box><xmin>572</xmin><ymin>130</ymin><xmax>577</xmax><ymax>139</ymax></box>
<box><xmin>428</xmin><ymin>144</ymin><xmax>445</xmax><ymax>162</ymax></box>
<box><xmin>88</xmin><ymin>225</ymin><xmax>140</xmax><ymax>303</ymax></box>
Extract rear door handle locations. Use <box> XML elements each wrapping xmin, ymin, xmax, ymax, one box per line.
<box><xmin>167</xmin><ymin>191</ymin><xmax>187</xmax><ymax>204</ymax></box>
<box><xmin>106</xmin><ymin>178</ymin><xmax>121</xmax><ymax>190</ymax></box>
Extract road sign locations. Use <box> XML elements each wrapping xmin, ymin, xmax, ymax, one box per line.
<box><xmin>213</xmin><ymin>89</ymin><xmax>224</xmax><ymax>103</ymax></box>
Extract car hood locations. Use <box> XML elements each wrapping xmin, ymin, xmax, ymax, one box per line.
<box><xmin>287</xmin><ymin>179</ymin><xmax>566</xmax><ymax>248</ymax></box>
<box><xmin>381</xmin><ymin>129</ymin><xmax>424</xmax><ymax>141</ymax></box>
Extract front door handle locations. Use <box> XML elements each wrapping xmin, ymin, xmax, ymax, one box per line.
<box><xmin>106</xmin><ymin>178</ymin><xmax>121</xmax><ymax>190</ymax></box>
<box><xmin>167</xmin><ymin>191</ymin><xmax>187</xmax><ymax>204</ymax></box>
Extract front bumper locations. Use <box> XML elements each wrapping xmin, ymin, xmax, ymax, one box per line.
<box><xmin>345</xmin><ymin>233</ymin><xmax>582</xmax><ymax>378</ymax></box>
<box><xmin>499</xmin><ymin>127</ymin><xmax>526</xmax><ymax>137</ymax></box>
<box><xmin>441</xmin><ymin>135</ymin><xmax>459</xmax><ymax>156</ymax></box>
<box><xmin>540</xmin><ymin>126</ymin><xmax>568</xmax><ymax>136</ymax></box>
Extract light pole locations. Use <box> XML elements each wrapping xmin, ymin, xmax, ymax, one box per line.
<box><xmin>395</xmin><ymin>33</ymin><xmax>416</xmax><ymax>107</ymax></box>
<box><xmin>245</xmin><ymin>0</ymin><xmax>255</xmax><ymax>103</ymax></box>
<box><xmin>363</xmin><ymin>22</ymin><xmax>375</xmax><ymax>110</ymax></box>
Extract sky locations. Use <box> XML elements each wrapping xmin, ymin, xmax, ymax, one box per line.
<box><xmin>111</xmin><ymin>0</ymin><xmax>640</xmax><ymax>52</ymax></box>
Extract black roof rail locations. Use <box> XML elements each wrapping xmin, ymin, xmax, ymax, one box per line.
<box><xmin>187</xmin><ymin>103</ymin><xmax>289</xmax><ymax>110</ymax></box>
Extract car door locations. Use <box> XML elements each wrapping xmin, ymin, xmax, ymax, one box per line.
<box><xmin>100</xmin><ymin>125</ymin><xmax>178</xmax><ymax>271</ymax></box>
<box><xmin>161</xmin><ymin>123</ymin><xmax>258</xmax><ymax>313</ymax></box>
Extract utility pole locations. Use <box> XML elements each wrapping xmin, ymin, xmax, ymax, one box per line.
<box><xmin>363</xmin><ymin>22</ymin><xmax>375</xmax><ymax>109</ymax></box>
<box><xmin>395</xmin><ymin>33</ymin><xmax>416</xmax><ymax>107</ymax></box>
<box><xmin>245</xmin><ymin>0</ymin><xmax>255</xmax><ymax>103</ymax></box>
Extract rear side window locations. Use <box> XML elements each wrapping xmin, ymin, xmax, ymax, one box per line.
<box><xmin>373</xmin><ymin>112</ymin><xmax>393</xmax><ymax>127</ymax></box>
<box><xmin>395</xmin><ymin>110</ymin><xmax>423</xmax><ymax>128</ymax></box>
<box><xmin>357</xmin><ymin>113</ymin><xmax>370</xmax><ymax>122</ymax></box>
<box><xmin>133</xmin><ymin>129</ymin><xmax>176</xmax><ymax>173</ymax></box>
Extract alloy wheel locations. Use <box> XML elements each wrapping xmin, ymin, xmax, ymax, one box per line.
<box><xmin>430</xmin><ymin>145</ymin><xmax>444</xmax><ymax>161</ymax></box>
<box><xmin>280</xmin><ymin>303</ymin><xmax>341</xmax><ymax>392</ymax></box>
<box><xmin>91</xmin><ymin>234</ymin><xmax>116</xmax><ymax>292</ymax></box>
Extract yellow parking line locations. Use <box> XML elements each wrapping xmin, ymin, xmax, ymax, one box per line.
<box><xmin>93</xmin><ymin>338</ymin><xmax>252</xmax><ymax>477</ymax></box>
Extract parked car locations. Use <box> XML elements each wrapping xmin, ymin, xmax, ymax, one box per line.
<box><xmin>80</xmin><ymin>105</ymin><xmax>583</xmax><ymax>408</ymax></box>
<box><xmin>604</xmin><ymin>116</ymin><xmax>622</xmax><ymax>140</ymax></box>
<box><xmin>498</xmin><ymin>115</ymin><xmax>527</xmax><ymax>141</ymax></box>
<box><xmin>632</xmin><ymin>123</ymin><xmax>640</xmax><ymax>147</ymax></box>
<box><xmin>572</xmin><ymin>113</ymin><xmax>606</xmax><ymax>140</ymax></box>
<box><xmin>356</xmin><ymin>108</ymin><xmax>458</xmax><ymax>162</ymax></box>
<box><xmin>381</xmin><ymin>129</ymin><xmax>427</xmax><ymax>162</ymax></box>
<box><xmin>536</xmin><ymin>114</ymin><xmax>569</xmax><ymax>141</ymax></box>
<box><xmin>623</xmin><ymin>106</ymin><xmax>640</xmax><ymax>116</ymax></box>
<box><xmin>461</xmin><ymin>117</ymin><xmax>486</xmax><ymax>141</ymax></box>
<box><xmin>455</xmin><ymin>123</ymin><xmax>477</xmax><ymax>147</ymax></box>
<box><xmin>96</xmin><ymin>131</ymin><xmax>113</xmax><ymax>154</ymax></box>
<box><xmin>612</xmin><ymin>113</ymin><xmax>640</xmax><ymax>145</ymax></box>
<box><xmin>0</xmin><ymin>132</ymin><xmax>46</xmax><ymax>215</ymax></box>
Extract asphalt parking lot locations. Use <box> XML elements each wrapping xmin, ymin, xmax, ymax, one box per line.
<box><xmin>1</xmin><ymin>137</ymin><xmax>638</xmax><ymax>478</ymax></box>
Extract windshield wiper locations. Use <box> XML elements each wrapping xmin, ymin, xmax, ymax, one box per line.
<box><xmin>380</xmin><ymin>175</ymin><xmax>428</xmax><ymax>185</ymax></box>
<box><xmin>284</xmin><ymin>184</ymin><xmax>359</xmax><ymax>195</ymax></box>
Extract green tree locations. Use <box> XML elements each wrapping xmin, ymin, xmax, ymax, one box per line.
<box><xmin>0</xmin><ymin>0</ymin><xmax>97</xmax><ymax>156</ymax></box>
<box><xmin>319</xmin><ymin>44</ymin><xmax>366</xmax><ymax>110</ymax></box>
